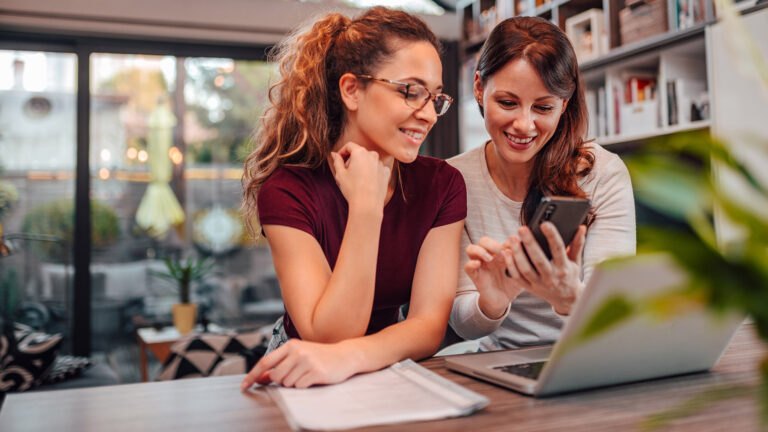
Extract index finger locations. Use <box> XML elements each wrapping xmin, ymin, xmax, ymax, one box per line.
<box><xmin>477</xmin><ymin>236</ymin><xmax>506</xmax><ymax>255</ymax></box>
<box><xmin>541</xmin><ymin>222</ymin><xmax>568</xmax><ymax>267</ymax></box>
<box><xmin>335</xmin><ymin>141</ymin><xmax>363</xmax><ymax>158</ymax></box>
<box><xmin>241</xmin><ymin>346</ymin><xmax>290</xmax><ymax>390</ymax></box>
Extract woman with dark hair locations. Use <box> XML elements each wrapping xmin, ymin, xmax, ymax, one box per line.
<box><xmin>240</xmin><ymin>7</ymin><xmax>466</xmax><ymax>389</ymax></box>
<box><xmin>447</xmin><ymin>17</ymin><xmax>635</xmax><ymax>351</ymax></box>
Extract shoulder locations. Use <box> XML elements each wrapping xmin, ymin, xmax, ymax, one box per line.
<box><xmin>262</xmin><ymin>164</ymin><xmax>327</xmax><ymax>192</ymax></box>
<box><xmin>258</xmin><ymin>164</ymin><xmax>332</xmax><ymax>207</ymax></box>
<box><xmin>405</xmin><ymin>155</ymin><xmax>465</xmax><ymax>186</ymax></box>
<box><xmin>403</xmin><ymin>156</ymin><xmax>467</xmax><ymax>216</ymax></box>
<box><xmin>447</xmin><ymin>145</ymin><xmax>484</xmax><ymax>174</ymax></box>
<box><xmin>582</xmin><ymin>142</ymin><xmax>629</xmax><ymax>185</ymax></box>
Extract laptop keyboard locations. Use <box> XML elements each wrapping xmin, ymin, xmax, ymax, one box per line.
<box><xmin>493</xmin><ymin>361</ymin><xmax>547</xmax><ymax>380</ymax></box>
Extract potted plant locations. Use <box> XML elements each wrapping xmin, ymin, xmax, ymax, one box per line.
<box><xmin>153</xmin><ymin>257</ymin><xmax>213</xmax><ymax>334</ymax></box>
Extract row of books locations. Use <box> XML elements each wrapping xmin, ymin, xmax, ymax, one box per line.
<box><xmin>585</xmin><ymin>74</ymin><xmax>709</xmax><ymax>139</ymax></box>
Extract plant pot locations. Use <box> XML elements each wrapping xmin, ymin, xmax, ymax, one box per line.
<box><xmin>172</xmin><ymin>303</ymin><xmax>198</xmax><ymax>334</ymax></box>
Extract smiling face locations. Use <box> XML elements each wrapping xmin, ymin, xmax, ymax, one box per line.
<box><xmin>342</xmin><ymin>40</ymin><xmax>444</xmax><ymax>164</ymax></box>
<box><xmin>475</xmin><ymin>58</ymin><xmax>567</xmax><ymax>174</ymax></box>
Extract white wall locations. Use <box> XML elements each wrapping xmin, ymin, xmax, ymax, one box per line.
<box><xmin>0</xmin><ymin>0</ymin><xmax>459</xmax><ymax>45</ymax></box>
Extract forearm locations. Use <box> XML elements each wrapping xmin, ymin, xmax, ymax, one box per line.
<box><xmin>450</xmin><ymin>291</ymin><xmax>509</xmax><ymax>340</ymax></box>
<box><xmin>337</xmin><ymin>315</ymin><xmax>449</xmax><ymax>375</ymax></box>
<box><xmin>306</xmin><ymin>205</ymin><xmax>383</xmax><ymax>342</ymax></box>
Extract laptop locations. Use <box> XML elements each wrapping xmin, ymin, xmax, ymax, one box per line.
<box><xmin>445</xmin><ymin>254</ymin><xmax>744</xmax><ymax>397</ymax></box>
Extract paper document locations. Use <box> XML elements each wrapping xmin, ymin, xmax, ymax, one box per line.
<box><xmin>264</xmin><ymin>359</ymin><xmax>488</xmax><ymax>430</ymax></box>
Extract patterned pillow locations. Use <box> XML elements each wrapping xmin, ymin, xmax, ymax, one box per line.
<box><xmin>156</xmin><ymin>331</ymin><xmax>268</xmax><ymax>380</ymax></box>
<box><xmin>0</xmin><ymin>323</ymin><xmax>62</xmax><ymax>392</ymax></box>
<box><xmin>43</xmin><ymin>355</ymin><xmax>92</xmax><ymax>385</ymax></box>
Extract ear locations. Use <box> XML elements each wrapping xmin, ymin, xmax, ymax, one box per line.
<box><xmin>561</xmin><ymin>98</ymin><xmax>569</xmax><ymax>112</ymax></box>
<box><xmin>338</xmin><ymin>73</ymin><xmax>361</xmax><ymax>112</ymax></box>
<box><xmin>473</xmin><ymin>71</ymin><xmax>484</xmax><ymax>107</ymax></box>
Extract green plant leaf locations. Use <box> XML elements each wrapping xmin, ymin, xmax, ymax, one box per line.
<box><xmin>573</xmin><ymin>295</ymin><xmax>635</xmax><ymax>344</ymax></box>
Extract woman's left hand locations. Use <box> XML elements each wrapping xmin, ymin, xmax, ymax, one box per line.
<box><xmin>504</xmin><ymin>222</ymin><xmax>587</xmax><ymax>315</ymax></box>
<box><xmin>241</xmin><ymin>339</ymin><xmax>360</xmax><ymax>390</ymax></box>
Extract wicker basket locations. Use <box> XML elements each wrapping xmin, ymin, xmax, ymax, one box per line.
<box><xmin>619</xmin><ymin>0</ymin><xmax>668</xmax><ymax>46</ymax></box>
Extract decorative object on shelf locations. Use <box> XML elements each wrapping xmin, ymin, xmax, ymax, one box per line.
<box><xmin>565</xmin><ymin>9</ymin><xmax>607</xmax><ymax>63</ymax></box>
<box><xmin>619</xmin><ymin>0</ymin><xmax>668</xmax><ymax>46</ymax></box>
<box><xmin>153</xmin><ymin>257</ymin><xmax>214</xmax><ymax>334</ymax></box>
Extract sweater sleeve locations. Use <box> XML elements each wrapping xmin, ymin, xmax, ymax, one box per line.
<box><xmin>581</xmin><ymin>153</ymin><xmax>637</xmax><ymax>285</ymax></box>
<box><xmin>449</xmin><ymin>226</ymin><xmax>511</xmax><ymax>340</ymax></box>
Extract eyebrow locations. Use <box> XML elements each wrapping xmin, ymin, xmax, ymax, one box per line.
<box><xmin>495</xmin><ymin>91</ymin><xmax>557</xmax><ymax>102</ymax></box>
<box><xmin>400</xmin><ymin>76</ymin><xmax>444</xmax><ymax>92</ymax></box>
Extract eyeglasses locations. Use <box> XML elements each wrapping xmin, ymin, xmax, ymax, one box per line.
<box><xmin>355</xmin><ymin>74</ymin><xmax>453</xmax><ymax>116</ymax></box>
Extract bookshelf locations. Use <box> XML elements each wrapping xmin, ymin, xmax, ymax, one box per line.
<box><xmin>456</xmin><ymin>0</ymin><xmax>768</xmax><ymax>151</ymax></box>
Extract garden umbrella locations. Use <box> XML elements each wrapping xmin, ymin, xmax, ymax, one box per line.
<box><xmin>135</xmin><ymin>102</ymin><xmax>185</xmax><ymax>238</ymax></box>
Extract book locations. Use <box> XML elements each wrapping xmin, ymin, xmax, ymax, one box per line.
<box><xmin>586</xmin><ymin>89</ymin><xmax>598</xmax><ymax>138</ymax></box>
<box><xmin>262</xmin><ymin>359</ymin><xmax>489</xmax><ymax>431</ymax></box>
<box><xmin>598</xmin><ymin>86</ymin><xmax>607</xmax><ymax>137</ymax></box>
<box><xmin>667</xmin><ymin>80</ymin><xmax>678</xmax><ymax>126</ymax></box>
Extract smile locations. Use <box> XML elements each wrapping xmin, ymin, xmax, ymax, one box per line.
<box><xmin>504</xmin><ymin>132</ymin><xmax>536</xmax><ymax>151</ymax></box>
<box><xmin>400</xmin><ymin>128</ymin><xmax>426</xmax><ymax>146</ymax></box>
<box><xmin>400</xmin><ymin>128</ymin><xmax>425</xmax><ymax>140</ymax></box>
<box><xmin>504</xmin><ymin>132</ymin><xmax>535</xmax><ymax>145</ymax></box>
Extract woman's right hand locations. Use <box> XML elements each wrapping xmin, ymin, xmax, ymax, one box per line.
<box><xmin>465</xmin><ymin>237</ymin><xmax>524</xmax><ymax>320</ymax></box>
<box><xmin>330</xmin><ymin>142</ymin><xmax>391</xmax><ymax>212</ymax></box>
<box><xmin>241</xmin><ymin>339</ymin><xmax>361</xmax><ymax>390</ymax></box>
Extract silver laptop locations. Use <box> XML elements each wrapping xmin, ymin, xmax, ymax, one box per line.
<box><xmin>445</xmin><ymin>254</ymin><xmax>744</xmax><ymax>397</ymax></box>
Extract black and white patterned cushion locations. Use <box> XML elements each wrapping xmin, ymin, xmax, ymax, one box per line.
<box><xmin>43</xmin><ymin>355</ymin><xmax>92</xmax><ymax>385</ymax></box>
<box><xmin>157</xmin><ymin>332</ymin><xmax>267</xmax><ymax>380</ymax></box>
<box><xmin>0</xmin><ymin>323</ymin><xmax>62</xmax><ymax>392</ymax></box>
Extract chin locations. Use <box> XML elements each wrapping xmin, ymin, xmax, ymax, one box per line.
<box><xmin>396</xmin><ymin>150</ymin><xmax>420</xmax><ymax>164</ymax></box>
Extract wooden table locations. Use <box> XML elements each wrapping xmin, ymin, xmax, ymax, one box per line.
<box><xmin>137</xmin><ymin>324</ymin><xmax>230</xmax><ymax>382</ymax></box>
<box><xmin>2</xmin><ymin>323</ymin><xmax>765</xmax><ymax>431</ymax></box>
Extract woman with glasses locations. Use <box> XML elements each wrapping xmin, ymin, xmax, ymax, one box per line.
<box><xmin>447</xmin><ymin>17</ymin><xmax>635</xmax><ymax>352</ymax></box>
<box><xmin>241</xmin><ymin>7</ymin><xmax>465</xmax><ymax>389</ymax></box>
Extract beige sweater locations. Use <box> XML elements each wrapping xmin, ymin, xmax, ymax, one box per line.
<box><xmin>448</xmin><ymin>143</ymin><xmax>636</xmax><ymax>350</ymax></box>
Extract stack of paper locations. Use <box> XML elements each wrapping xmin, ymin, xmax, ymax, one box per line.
<box><xmin>262</xmin><ymin>359</ymin><xmax>488</xmax><ymax>430</ymax></box>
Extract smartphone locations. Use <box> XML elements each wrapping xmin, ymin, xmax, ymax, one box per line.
<box><xmin>526</xmin><ymin>196</ymin><xmax>591</xmax><ymax>259</ymax></box>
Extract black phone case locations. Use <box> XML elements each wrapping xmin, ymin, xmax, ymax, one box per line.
<box><xmin>528</xmin><ymin>197</ymin><xmax>591</xmax><ymax>259</ymax></box>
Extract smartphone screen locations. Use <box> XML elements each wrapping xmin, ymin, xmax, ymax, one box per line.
<box><xmin>527</xmin><ymin>197</ymin><xmax>591</xmax><ymax>259</ymax></box>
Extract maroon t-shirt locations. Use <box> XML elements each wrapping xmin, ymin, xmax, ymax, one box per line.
<box><xmin>257</xmin><ymin>156</ymin><xmax>467</xmax><ymax>339</ymax></box>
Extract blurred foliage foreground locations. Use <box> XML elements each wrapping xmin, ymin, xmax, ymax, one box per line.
<box><xmin>571</xmin><ymin>0</ymin><xmax>768</xmax><ymax>427</ymax></box>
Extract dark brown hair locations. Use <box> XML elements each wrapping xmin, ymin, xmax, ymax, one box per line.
<box><xmin>242</xmin><ymin>7</ymin><xmax>441</xmax><ymax>235</ymax></box>
<box><xmin>476</xmin><ymin>16</ymin><xmax>594</xmax><ymax>224</ymax></box>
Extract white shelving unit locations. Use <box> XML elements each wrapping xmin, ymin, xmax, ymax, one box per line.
<box><xmin>456</xmin><ymin>0</ymin><xmax>767</xmax><ymax>150</ymax></box>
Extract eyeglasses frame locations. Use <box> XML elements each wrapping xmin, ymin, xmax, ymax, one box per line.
<box><xmin>354</xmin><ymin>74</ymin><xmax>453</xmax><ymax>116</ymax></box>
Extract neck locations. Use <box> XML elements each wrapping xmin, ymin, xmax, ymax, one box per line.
<box><xmin>484</xmin><ymin>142</ymin><xmax>532</xmax><ymax>202</ymax></box>
<box><xmin>329</xmin><ymin>128</ymin><xmax>397</xmax><ymax>193</ymax></box>
<box><xmin>333</xmin><ymin>128</ymin><xmax>396</xmax><ymax>171</ymax></box>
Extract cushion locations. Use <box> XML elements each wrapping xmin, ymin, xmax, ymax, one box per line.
<box><xmin>156</xmin><ymin>331</ymin><xmax>268</xmax><ymax>380</ymax></box>
<box><xmin>0</xmin><ymin>323</ymin><xmax>62</xmax><ymax>392</ymax></box>
<box><xmin>42</xmin><ymin>355</ymin><xmax>92</xmax><ymax>385</ymax></box>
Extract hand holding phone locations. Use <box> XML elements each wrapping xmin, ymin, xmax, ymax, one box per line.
<box><xmin>526</xmin><ymin>197</ymin><xmax>591</xmax><ymax>260</ymax></box>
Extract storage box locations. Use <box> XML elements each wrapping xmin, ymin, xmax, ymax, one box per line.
<box><xmin>619</xmin><ymin>0</ymin><xmax>668</xmax><ymax>46</ymax></box>
<box><xmin>566</xmin><ymin>9</ymin><xmax>608</xmax><ymax>63</ymax></box>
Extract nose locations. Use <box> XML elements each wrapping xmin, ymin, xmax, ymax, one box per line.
<box><xmin>414</xmin><ymin>98</ymin><xmax>438</xmax><ymax>125</ymax></box>
<box><xmin>513</xmin><ymin>109</ymin><xmax>536</xmax><ymax>133</ymax></box>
